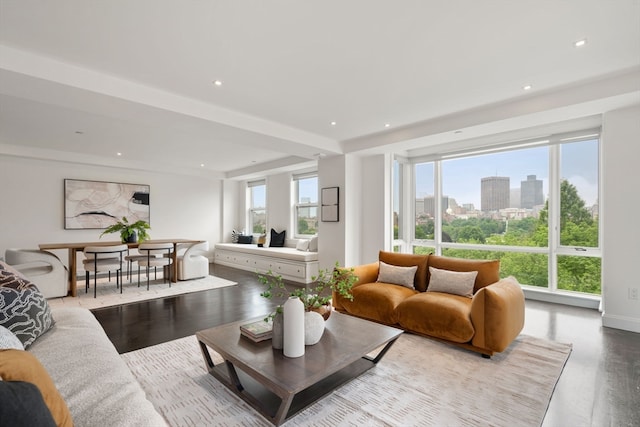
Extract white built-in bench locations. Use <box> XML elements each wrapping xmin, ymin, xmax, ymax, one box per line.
<box><xmin>214</xmin><ymin>242</ymin><xmax>319</xmax><ymax>284</ymax></box>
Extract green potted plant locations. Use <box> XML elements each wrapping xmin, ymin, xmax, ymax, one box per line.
<box><xmin>100</xmin><ymin>216</ymin><xmax>150</xmax><ymax>243</ymax></box>
<box><xmin>258</xmin><ymin>261</ymin><xmax>357</xmax><ymax>320</ymax></box>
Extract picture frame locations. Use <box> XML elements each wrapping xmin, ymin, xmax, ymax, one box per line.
<box><xmin>321</xmin><ymin>186</ymin><xmax>339</xmax><ymax>222</ymax></box>
<box><xmin>64</xmin><ymin>179</ymin><xmax>150</xmax><ymax>229</ymax></box>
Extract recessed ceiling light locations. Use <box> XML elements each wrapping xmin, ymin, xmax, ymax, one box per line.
<box><xmin>523</xmin><ymin>85</ymin><xmax>532</xmax><ymax>91</ymax></box>
<box><xmin>116</xmin><ymin>152</ymin><xmax>122</xmax><ymax>156</ymax></box>
<box><xmin>200</xmin><ymin>163</ymin><xmax>205</xmax><ymax>167</ymax></box>
<box><xmin>384</xmin><ymin>123</ymin><xmax>391</xmax><ymax>128</ymax></box>
<box><xmin>213</xmin><ymin>80</ymin><xmax>222</xmax><ymax>86</ymax></box>
<box><xmin>574</xmin><ymin>39</ymin><xmax>587</xmax><ymax>47</ymax></box>
<box><xmin>330</xmin><ymin>121</ymin><xmax>337</xmax><ymax>126</ymax></box>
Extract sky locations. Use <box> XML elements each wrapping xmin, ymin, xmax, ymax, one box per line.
<box><xmin>415</xmin><ymin>139</ymin><xmax>599</xmax><ymax>209</ymax></box>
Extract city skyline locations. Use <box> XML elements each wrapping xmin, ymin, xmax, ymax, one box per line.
<box><xmin>415</xmin><ymin>139</ymin><xmax>599</xmax><ymax>209</ymax></box>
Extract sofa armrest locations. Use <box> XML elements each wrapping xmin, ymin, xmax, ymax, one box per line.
<box><xmin>470</xmin><ymin>276</ymin><xmax>525</xmax><ymax>353</ymax></box>
<box><xmin>332</xmin><ymin>262</ymin><xmax>379</xmax><ymax>311</ymax></box>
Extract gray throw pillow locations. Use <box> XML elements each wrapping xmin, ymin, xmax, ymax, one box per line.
<box><xmin>377</xmin><ymin>261</ymin><xmax>418</xmax><ymax>289</ymax></box>
<box><xmin>427</xmin><ymin>266</ymin><xmax>478</xmax><ymax>298</ymax></box>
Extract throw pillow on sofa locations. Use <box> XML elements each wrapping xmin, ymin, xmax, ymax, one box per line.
<box><xmin>377</xmin><ymin>261</ymin><xmax>418</xmax><ymax>289</ymax></box>
<box><xmin>427</xmin><ymin>266</ymin><xmax>478</xmax><ymax>298</ymax></box>
<box><xmin>0</xmin><ymin>349</ymin><xmax>73</xmax><ymax>427</ymax></box>
<box><xmin>0</xmin><ymin>263</ymin><xmax>55</xmax><ymax>348</ymax></box>
<box><xmin>0</xmin><ymin>380</ymin><xmax>57</xmax><ymax>427</ymax></box>
<box><xmin>269</xmin><ymin>229</ymin><xmax>286</xmax><ymax>247</ymax></box>
<box><xmin>0</xmin><ymin>325</ymin><xmax>24</xmax><ymax>350</ymax></box>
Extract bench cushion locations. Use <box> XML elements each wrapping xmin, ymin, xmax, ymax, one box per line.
<box><xmin>215</xmin><ymin>243</ymin><xmax>318</xmax><ymax>262</ymax></box>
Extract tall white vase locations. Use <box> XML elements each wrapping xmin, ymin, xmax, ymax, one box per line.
<box><xmin>283</xmin><ymin>296</ymin><xmax>305</xmax><ymax>358</ymax></box>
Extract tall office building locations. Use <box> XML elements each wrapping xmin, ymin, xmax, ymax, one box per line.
<box><xmin>481</xmin><ymin>176</ymin><xmax>510</xmax><ymax>211</ymax></box>
<box><xmin>520</xmin><ymin>175</ymin><xmax>544</xmax><ymax>209</ymax></box>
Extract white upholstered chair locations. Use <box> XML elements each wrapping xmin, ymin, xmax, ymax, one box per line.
<box><xmin>4</xmin><ymin>249</ymin><xmax>69</xmax><ymax>298</ymax></box>
<box><xmin>176</xmin><ymin>241</ymin><xmax>209</xmax><ymax>280</ymax></box>
<box><xmin>83</xmin><ymin>245</ymin><xmax>128</xmax><ymax>298</ymax></box>
<box><xmin>136</xmin><ymin>243</ymin><xmax>174</xmax><ymax>290</ymax></box>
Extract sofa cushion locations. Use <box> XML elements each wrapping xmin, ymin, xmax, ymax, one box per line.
<box><xmin>427</xmin><ymin>266</ymin><xmax>477</xmax><ymax>297</ymax></box>
<box><xmin>379</xmin><ymin>251</ymin><xmax>430</xmax><ymax>292</ymax></box>
<box><xmin>396</xmin><ymin>292</ymin><xmax>475</xmax><ymax>343</ymax></box>
<box><xmin>427</xmin><ymin>255</ymin><xmax>500</xmax><ymax>293</ymax></box>
<box><xmin>340</xmin><ymin>282</ymin><xmax>418</xmax><ymax>325</ymax></box>
<box><xmin>28</xmin><ymin>307</ymin><xmax>167</xmax><ymax>427</ymax></box>
<box><xmin>0</xmin><ymin>380</ymin><xmax>57</xmax><ymax>427</ymax></box>
<box><xmin>0</xmin><ymin>265</ymin><xmax>55</xmax><ymax>348</ymax></box>
<box><xmin>377</xmin><ymin>261</ymin><xmax>418</xmax><ymax>289</ymax></box>
<box><xmin>0</xmin><ymin>349</ymin><xmax>73</xmax><ymax>427</ymax></box>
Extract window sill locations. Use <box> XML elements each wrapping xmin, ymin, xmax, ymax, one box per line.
<box><xmin>522</xmin><ymin>286</ymin><xmax>601</xmax><ymax>310</ymax></box>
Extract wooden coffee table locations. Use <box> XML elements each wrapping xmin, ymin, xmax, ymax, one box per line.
<box><xmin>196</xmin><ymin>312</ymin><xmax>403</xmax><ymax>426</ymax></box>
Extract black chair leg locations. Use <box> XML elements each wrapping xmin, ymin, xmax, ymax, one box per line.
<box><xmin>86</xmin><ymin>271</ymin><xmax>89</xmax><ymax>293</ymax></box>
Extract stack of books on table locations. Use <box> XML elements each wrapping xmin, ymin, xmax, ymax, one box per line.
<box><xmin>240</xmin><ymin>319</ymin><xmax>273</xmax><ymax>342</ymax></box>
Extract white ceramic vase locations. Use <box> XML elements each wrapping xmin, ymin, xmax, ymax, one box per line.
<box><xmin>283</xmin><ymin>296</ymin><xmax>304</xmax><ymax>358</ymax></box>
<box><xmin>304</xmin><ymin>311</ymin><xmax>325</xmax><ymax>345</ymax></box>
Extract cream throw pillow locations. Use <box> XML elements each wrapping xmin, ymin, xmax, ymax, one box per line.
<box><xmin>427</xmin><ymin>266</ymin><xmax>478</xmax><ymax>298</ymax></box>
<box><xmin>377</xmin><ymin>261</ymin><xmax>418</xmax><ymax>289</ymax></box>
<box><xmin>296</xmin><ymin>239</ymin><xmax>310</xmax><ymax>251</ymax></box>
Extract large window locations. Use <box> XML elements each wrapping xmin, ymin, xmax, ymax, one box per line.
<box><xmin>397</xmin><ymin>130</ymin><xmax>601</xmax><ymax>296</ymax></box>
<box><xmin>293</xmin><ymin>173</ymin><xmax>318</xmax><ymax>237</ymax></box>
<box><xmin>248</xmin><ymin>180</ymin><xmax>266</xmax><ymax>234</ymax></box>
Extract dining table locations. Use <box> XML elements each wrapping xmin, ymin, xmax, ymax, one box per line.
<box><xmin>38</xmin><ymin>239</ymin><xmax>205</xmax><ymax>297</ymax></box>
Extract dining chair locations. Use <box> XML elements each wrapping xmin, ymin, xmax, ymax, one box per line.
<box><xmin>136</xmin><ymin>243</ymin><xmax>174</xmax><ymax>290</ymax></box>
<box><xmin>176</xmin><ymin>241</ymin><xmax>209</xmax><ymax>280</ymax></box>
<box><xmin>83</xmin><ymin>244</ymin><xmax>128</xmax><ymax>298</ymax></box>
<box><xmin>4</xmin><ymin>249</ymin><xmax>69</xmax><ymax>298</ymax></box>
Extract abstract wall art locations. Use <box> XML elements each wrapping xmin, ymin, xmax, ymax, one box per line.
<box><xmin>64</xmin><ymin>179</ymin><xmax>150</xmax><ymax>229</ymax></box>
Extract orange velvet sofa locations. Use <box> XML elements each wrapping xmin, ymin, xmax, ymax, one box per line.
<box><xmin>333</xmin><ymin>251</ymin><xmax>525</xmax><ymax>357</ymax></box>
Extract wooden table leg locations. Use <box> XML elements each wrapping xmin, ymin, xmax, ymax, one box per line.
<box><xmin>68</xmin><ymin>248</ymin><xmax>78</xmax><ymax>297</ymax></box>
<box><xmin>172</xmin><ymin>243</ymin><xmax>178</xmax><ymax>282</ymax></box>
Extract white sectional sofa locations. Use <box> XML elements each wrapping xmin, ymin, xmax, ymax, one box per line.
<box><xmin>214</xmin><ymin>242</ymin><xmax>319</xmax><ymax>283</ymax></box>
<box><xmin>28</xmin><ymin>307</ymin><xmax>167</xmax><ymax>427</ymax></box>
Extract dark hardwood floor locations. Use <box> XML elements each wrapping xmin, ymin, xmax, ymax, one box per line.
<box><xmin>93</xmin><ymin>264</ymin><xmax>640</xmax><ymax>427</ymax></box>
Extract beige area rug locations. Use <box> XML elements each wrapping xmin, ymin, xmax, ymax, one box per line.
<box><xmin>46</xmin><ymin>275</ymin><xmax>237</xmax><ymax>310</ymax></box>
<box><xmin>122</xmin><ymin>332</ymin><xmax>572</xmax><ymax>427</ymax></box>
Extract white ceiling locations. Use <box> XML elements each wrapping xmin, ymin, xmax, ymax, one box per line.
<box><xmin>1</xmin><ymin>1</ymin><xmax>639</xmax><ymax>178</ymax></box>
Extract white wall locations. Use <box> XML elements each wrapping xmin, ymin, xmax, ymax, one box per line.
<box><xmin>318</xmin><ymin>155</ymin><xmax>347</xmax><ymax>270</ymax></box>
<box><xmin>601</xmin><ymin>105</ymin><xmax>640</xmax><ymax>333</ymax></box>
<box><xmin>360</xmin><ymin>154</ymin><xmax>391</xmax><ymax>263</ymax></box>
<box><xmin>266</xmin><ymin>173</ymin><xmax>292</xmax><ymax>235</ymax></box>
<box><xmin>0</xmin><ymin>155</ymin><xmax>222</xmax><ymax>267</ymax></box>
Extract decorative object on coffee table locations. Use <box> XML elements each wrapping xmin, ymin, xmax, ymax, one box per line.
<box><xmin>283</xmin><ymin>296</ymin><xmax>304</xmax><ymax>358</ymax></box>
<box><xmin>303</xmin><ymin>311</ymin><xmax>325</xmax><ymax>345</ymax></box>
<box><xmin>271</xmin><ymin>312</ymin><xmax>284</xmax><ymax>349</ymax></box>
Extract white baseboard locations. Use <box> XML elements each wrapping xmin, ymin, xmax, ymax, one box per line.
<box><xmin>602</xmin><ymin>313</ymin><xmax>640</xmax><ymax>333</ymax></box>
